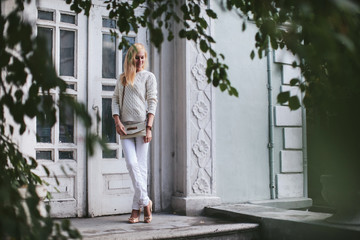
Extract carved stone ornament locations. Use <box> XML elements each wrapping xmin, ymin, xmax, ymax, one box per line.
<box><xmin>191</xmin><ymin>61</ymin><xmax>207</xmax><ymax>84</ymax></box>
<box><xmin>192</xmin><ymin>100</ymin><xmax>209</xmax><ymax>120</ymax></box>
<box><xmin>192</xmin><ymin>139</ymin><xmax>209</xmax><ymax>160</ymax></box>
<box><xmin>192</xmin><ymin>177</ymin><xmax>210</xmax><ymax>194</ymax></box>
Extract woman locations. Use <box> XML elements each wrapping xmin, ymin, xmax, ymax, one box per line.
<box><xmin>112</xmin><ymin>43</ymin><xmax>157</xmax><ymax>223</ymax></box>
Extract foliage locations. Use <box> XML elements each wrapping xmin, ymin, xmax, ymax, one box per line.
<box><xmin>0</xmin><ymin>0</ymin><xmax>103</xmax><ymax>239</ymax></box>
<box><xmin>67</xmin><ymin>0</ymin><xmax>360</xmax><ymax>163</ymax></box>
<box><xmin>66</xmin><ymin>0</ymin><xmax>239</xmax><ymax>96</ymax></box>
<box><xmin>218</xmin><ymin>0</ymin><xmax>360</xmax><ymax>190</ymax></box>
<box><xmin>3</xmin><ymin>0</ymin><xmax>360</xmax><ymax>238</ymax></box>
<box><xmin>68</xmin><ymin>0</ymin><xmax>360</xmax><ymax>196</ymax></box>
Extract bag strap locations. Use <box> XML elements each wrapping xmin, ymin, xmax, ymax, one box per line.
<box><xmin>121</xmin><ymin>84</ymin><xmax>125</xmax><ymax>116</ymax></box>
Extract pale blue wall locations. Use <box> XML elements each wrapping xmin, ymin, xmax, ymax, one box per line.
<box><xmin>212</xmin><ymin>1</ymin><xmax>282</xmax><ymax>203</ymax></box>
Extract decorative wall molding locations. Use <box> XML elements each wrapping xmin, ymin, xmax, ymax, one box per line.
<box><xmin>190</xmin><ymin>52</ymin><xmax>214</xmax><ymax>196</ymax></box>
<box><xmin>275</xmin><ymin>50</ymin><xmax>306</xmax><ymax>199</ymax></box>
<box><xmin>171</xmin><ymin>2</ymin><xmax>221</xmax><ymax>215</ymax></box>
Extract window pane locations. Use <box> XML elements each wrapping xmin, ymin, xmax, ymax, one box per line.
<box><xmin>36</xmin><ymin>96</ymin><xmax>53</xmax><ymax>143</ymax></box>
<box><xmin>59</xmin><ymin>100</ymin><xmax>74</xmax><ymax>143</ymax></box>
<box><xmin>36</xmin><ymin>151</ymin><xmax>52</xmax><ymax>160</ymax></box>
<box><xmin>59</xmin><ymin>151</ymin><xmax>74</xmax><ymax>160</ymax></box>
<box><xmin>37</xmin><ymin>27</ymin><xmax>53</xmax><ymax>59</ymax></box>
<box><xmin>103</xmin><ymin>150</ymin><xmax>117</xmax><ymax>159</ymax></box>
<box><xmin>60</xmin><ymin>30</ymin><xmax>75</xmax><ymax>76</ymax></box>
<box><xmin>122</xmin><ymin>36</ymin><xmax>136</xmax><ymax>69</ymax></box>
<box><xmin>61</xmin><ymin>14</ymin><xmax>76</xmax><ymax>24</ymax></box>
<box><xmin>66</xmin><ymin>83</ymin><xmax>76</xmax><ymax>90</ymax></box>
<box><xmin>102</xmin><ymin>18</ymin><xmax>116</xmax><ymax>28</ymax></box>
<box><xmin>102</xmin><ymin>98</ymin><xmax>116</xmax><ymax>143</ymax></box>
<box><xmin>102</xmin><ymin>85</ymin><xmax>115</xmax><ymax>91</ymax></box>
<box><xmin>38</xmin><ymin>10</ymin><xmax>54</xmax><ymax>21</ymax></box>
<box><xmin>102</xmin><ymin>34</ymin><xmax>116</xmax><ymax>78</ymax></box>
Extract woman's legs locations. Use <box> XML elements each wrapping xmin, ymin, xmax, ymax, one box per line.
<box><xmin>121</xmin><ymin>136</ymin><xmax>149</xmax><ymax>210</ymax></box>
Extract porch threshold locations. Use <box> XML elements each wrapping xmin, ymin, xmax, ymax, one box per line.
<box><xmin>70</xmin><ymin>213</ymin><xmax>259</xmax><ymax>240</ymax></box>
<box><xmin>205</xmin><ymin>203</ymin><xmax>360</xmax><ymax>240</ymax></box>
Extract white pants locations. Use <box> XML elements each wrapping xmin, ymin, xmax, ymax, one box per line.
<box><xmin>121</xmin><ymin>136</ymin><xmax>150</xmax><ymax>210</ymax></box>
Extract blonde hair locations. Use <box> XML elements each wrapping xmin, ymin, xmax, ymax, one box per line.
<box><xmin>121</xmin><ymin>43</ymin><xmax>148</xmax><ymax>86</ymax></box>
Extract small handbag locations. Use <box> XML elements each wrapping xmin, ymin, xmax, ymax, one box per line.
<box><xmin>121</xmin><ymin>84</ymin><xmax>146</xmax><ymax>135</ymax></box>
<box><xmin>123</xmin><ymin>121</ymin><xmax>146</xmax><ymax>135</ymax></box>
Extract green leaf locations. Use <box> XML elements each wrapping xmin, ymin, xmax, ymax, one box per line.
<box><xmin>209</xmin><ymin>49</ymin><xmax>216</xmax><ymax>57</ymax></box>
<box><xmin>194</xmin><ymin>4</ymin><xmax>201</xmax><ymax>17</ymax></box>
<box><xmin>15</xmin><ymin>90</ymin><xmax>23</xmax><ymax>101</ymax></box>
<box><xmin>289</xmin><ymin>96</ymin><xmax>301</xmax><ymax>110</ymax></box>
<box><xmin>150</xmin><ymin>28</ymin><xmax>164</xmax><ymax>48</ymax></box>
<box><xmin>290</xmin><ymin>78</ymin><xmax>300</xmax><ymax>86</ymax></box>
<box><xmin>207</xmin><ymin>36</ymin><xmax>216</xmax><ymax>43</ymax></box>
<box><xmin>300</xmin><ymin>83</ymin><xmax>306</xmax><ymax>92</ymax></box>
<box><xmin>199</xmin><ymin>18</ymin><xmax>208</xmax><ymax>28</ymax></box>
<box><xmin>179</xmin><ymin>29</ymin><xmax>186</xmax><ymax>38</ymax></box>
<box><xmin>0</xmin><ymin>52</ymin><xmax>11</xmax><ymax>67</ymax></box>
<box><xmin>167</xmin><ymin>31</ymin><xmax>174</xmax><ymax>41</ymax></box>
<box><xmin>250</xmin><ymin>50</ymin><xmax>255</xmax><ymax>60</ymax></box>
<box><xmin>199</xmin><ymin>40</ymin><xmax>208</xmax><ymax>53</ymax></box>
<box><xmin>54</xmin><ymin>174</ymin><xmax>60</xmax><ymax>185</ymax></box>
<box><xmin>206</xmin><ymin>9</ymin><xmax>217</xmax><ymax>19</ymax></box>
<box><xmin>43</xmin><ymin>165</ymin><xmax>50</xmax><ymax>177</ymax></box>
<box><xmin>277</xmin><ymin>91</ymin><xmax>290</xmax><ymax>104</ymax></box>
<box><xmin>230</xmin><ymin>87</ymin><xmax>239</xmax><ymax>97</ymax></box>
<box><xmin>219</xmin><ymin>83</ymin><xmax>227</xmax><ymax>92</ymax></box>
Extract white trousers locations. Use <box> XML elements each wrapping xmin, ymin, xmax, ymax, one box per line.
<box><xmin>121</xmin><ymin>136</ymin><xmax>150</xmax><ymax>210</ymax></box>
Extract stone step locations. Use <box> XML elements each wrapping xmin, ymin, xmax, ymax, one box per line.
<box><xmin>205</xmin><ymin>204</ymin><xmax>360</xmax><ymax>240</ymax></box>
<box><xmin>70</xmin><ymin>213</ymin><xmax>260</xmax><ymax>240</ymax></box>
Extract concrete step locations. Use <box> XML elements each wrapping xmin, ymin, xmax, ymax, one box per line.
<box><xmin>205</xmin><ymin>204</ymin><xmax>360</xmax><ymax>240</ymax></box>
<box><xmin>70</xmin><ymin>213</ymin><xmax>260</xmax><ymax>240</ymax></box>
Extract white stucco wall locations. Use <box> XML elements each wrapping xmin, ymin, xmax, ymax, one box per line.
<box><xmin>212</xmin><ymin>1</ymin><xmax>273</xmax><ymax>203</ymax></box>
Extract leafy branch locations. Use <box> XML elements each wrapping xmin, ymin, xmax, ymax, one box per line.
<box><xmin>66</xmin><ymin>0</ymin><xmax>239</xmax><ymax>96</ymax></box>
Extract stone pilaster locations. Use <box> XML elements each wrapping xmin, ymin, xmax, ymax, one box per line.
<box><xmin>172</xmin><ymin>31</ymin><xmax>220</xmax><ymax>215</ymax></box>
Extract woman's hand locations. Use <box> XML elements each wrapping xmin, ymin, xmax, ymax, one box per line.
<box><xmin>113</xmin><ymin>115</ymin><xmax>126</xmax><ymax>136</ymax></box>
<box><xmin>144</xmin><ymin>128</ymin><xmax>152</xmax><ymax>143</ymax></box>
<box><xmin>115</xmin><ymin>122</ymin><xmax>127</xmax><ymax>136</ymax></box>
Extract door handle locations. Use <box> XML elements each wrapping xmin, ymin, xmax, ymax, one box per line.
<box><xmin>92</xmin><ymin>104</ymin><xmax>100</xmax><ymax>136</ymax></box>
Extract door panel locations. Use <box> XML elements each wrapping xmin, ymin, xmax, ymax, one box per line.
<box><xmin>34</xmin><ymin>0</ymin><xmax>149</xmax><ymax>217</ymax></box>
<box><xmin>87</xmin><ymin>2</ymin><xmax>149</xmax><ymax>216</ymax></box>
<box><xmin>34</xmin><ymin>0</ymin><xmax>87</xmax><ymax>217</ymax></box>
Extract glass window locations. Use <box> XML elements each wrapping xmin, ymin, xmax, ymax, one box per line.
<box><xmin>59</xmin><ymin>99</ymin><xmax>74</xmax><ymax>143</ymax></box>
<box><xmin>102</xmin><ymin>98</ymin><xmax>116</xmax><ymax>143</ymax></box>
<box><xmin>61</xmin><ymin>13</ymin><xmax>76</xmax><ymax>24</ymax></box>
<box><xmin>102</xmin><ymin>85</ymin><xmax>115</xmax><ymax>91</ymax></box>
<box><xmin>60</xmin><ymin>30</ymin><xmax>75</xmax><ymax>76</ymax></box>
<box><xmin>37</xmin><ymin>27</ymin><xmax>53</xmax><ymax>59</ymax></box>
<box><xmin>102</xmin><ymin>34</ymin><xmax>116</xmax><ymax>78</ymax></box>
<box><xmin>66</xmin><ymin>83</ymin><xmax>76</xmax><ymax>90</ymax></box>
<box><xmin>122</xmin><ymin>36</ymin><xmax>136</xmax><ymax>69</ymax></box>
<box><xmin>36</xmin><ymin>95</ymin><xmax>53</xmax><ymax>143</ymax></box>
<box><xmin>59</xmin><ymin>150</ymin><xmax>74</xmax><ymax>160</ymax></box>
<box><xmin>38</xmin><ymin>10</ymin><xmax>54</xmax><ymax>21</ymax></box>
<box><xmin>103</xmin><ymin>150</ymin><xmax>117</xmax><ymax>159</ymax></box>
<box><xmin>102</xmin><ymin>18</ymin><xmax>116</xmax><ymax>29</ymax></box>
<box><xmin>36</xmin><ymin>150</ymin><xmax>52</xmax><ymax>160</ymax></box>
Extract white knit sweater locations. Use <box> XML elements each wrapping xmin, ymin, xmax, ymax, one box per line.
<box><xmin>112</xmin><ymin>70</ymin><xmax>158</xmax><ymax>123</ymax></box>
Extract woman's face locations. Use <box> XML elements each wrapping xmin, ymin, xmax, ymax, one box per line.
<box><xmin>135</xmin><ymin>50</ymin><xmax>146</xmax><ymax>72</ymax></box>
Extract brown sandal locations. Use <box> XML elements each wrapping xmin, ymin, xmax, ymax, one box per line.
<box><xmin>144</xmin><ymin>200</ymin><xmax>153</xmax><ymax>223</ymax></box>
<box><xmin>128</xmin><ymin>209</ymin><xmax>140</xmax><ymax>224</ymax></box>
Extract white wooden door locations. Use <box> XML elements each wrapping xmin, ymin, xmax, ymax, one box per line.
<box><xmin>32</xmin><ymin>0</ymin><xmax>88</xmax><ymax>217</ymax></box>
<box><xmin>87</xmin><ymin>1</ymin><xmax>149</xmax><ymax>216</ymax></box>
